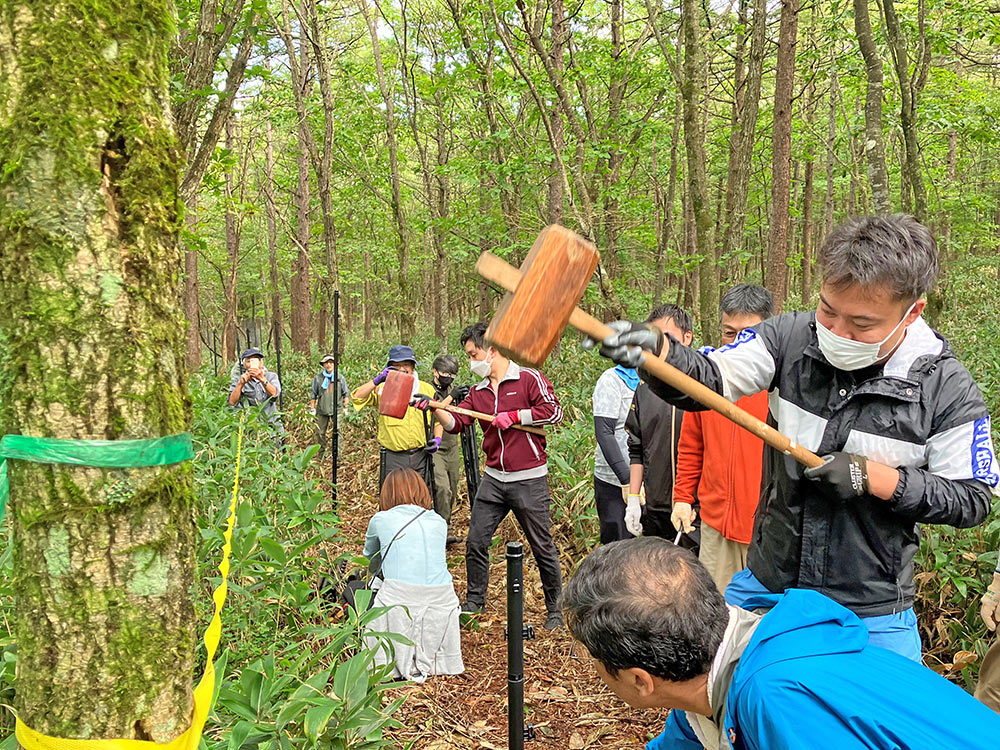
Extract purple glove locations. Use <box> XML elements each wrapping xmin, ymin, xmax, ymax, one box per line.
<box><xmin>493</xmin><ymin>411</ymin><xmax>521</xmax><ymax>430</ymax></box>
<box><xmin>410</xmin><ymin>393</ymin><xmax>432</xmax><ymax>411</ymax></box>
<box><xmin>425</xmin><ymin>436</ymin><xmax>442</xmax><ymax>454</ymax></box>
<box><xmin>372</xmin><ymin>366</ymin><xmax>391</xmax><ymax>386</ymax></box>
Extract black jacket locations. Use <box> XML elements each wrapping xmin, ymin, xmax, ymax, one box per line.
<box><xmin>644</xmin><ymin>311</ymin><xmax>996</xmax><ymax>617</ymax></box>
<box><xmin>625</xmin><ymin>383</ymin><xmax>684</xmax><ymax>511</ymax></box>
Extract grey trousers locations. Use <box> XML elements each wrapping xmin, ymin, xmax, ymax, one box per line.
<box><xmin>432</xmin><ymin>441</ymin><xmax>461</xmax><ymax>524</ymax></box>
<box><xmin>379</xmin><ymin>446</ymin><xmax>433</xmax><ymax>492</ymax></box>
<box><xmin>314</xmin><ymin>412</ymin><xmax>339</xmax><ymax>459</ymax></box>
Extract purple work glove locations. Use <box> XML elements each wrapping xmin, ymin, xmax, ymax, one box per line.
<box><xmin>425</xmin><ymin>436</ymin><xmax>442</xmax><ymax>454</ymax></box>
<box><xmin>493</xmin><ymin>411</ymin><xmax>521</xmax><ymax>430</ymax></box>
<box><xmin>410</xmin><ymin>393</ymin><xmax>432</xmax><ymax>411</ymax></box>
<box><xmin>372</xmin><ymin>366</ymin><xmax>391</xmax><ymax>386</ymax></box>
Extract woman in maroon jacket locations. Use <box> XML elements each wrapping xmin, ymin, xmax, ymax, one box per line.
<box><xmin>414</xmin><ymin>322</ymin><xmax>565</xmax><ymax>630</ymax></box>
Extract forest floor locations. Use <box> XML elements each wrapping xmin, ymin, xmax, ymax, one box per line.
<box><xmin>319</xmin><ymin>425</ymin><xmax>666</xmax><ymax>749</ymax></box>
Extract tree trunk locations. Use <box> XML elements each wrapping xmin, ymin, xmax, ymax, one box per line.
<box><xmin>681</xmin><ymin>0</ymin><xmax>718</xmax><ymax>344</ymax></box>
<box><xmin>765</xmin><ymin>0</ymin><xmax>799</xmax><ymax>314</ymax></box>
<box><xmin>184</xmin><ymin>198</ymin><xmax>201</xmax><ymax>370</ymax></box>
<box><xmin>547</xmin><ymin>0</ymin><xmax>566</xmax><ymax>224</ymax></box>
<box><xmin>853</xmin><ymin>0</ymin><xmax>891</xmax><ymax>214</ymax></box>
<box><xmin>0</xmin><ymin>1</ymin><xmax>195</xmax><ymax>739</ymax></box>
<box><xmin>720</xmin><ymin>0</ymin><xmax>766</xmax><ymax>270</ymax></box>
<box><xmin>362</xmin><ymin>0</ymin><xmax>414</xmax><ymax>342</ymax></box>
<box><xmin>882</xmin><ymin>0</ymin><xmax>927</xmax><ymax>220</ymax></box>
<box><xmin>824</xmin><ymin>67</ymin><xmax>838</xmax><ymax>238</ymax></box>
<box><xmin>222</xmin><ymin>117</ymin><xmax>240</xmax><ymax>363</ymax></box>
<box><xmin>264</xmin><ymin>112</ymin><xmax>282</xmax><ymax>347</ymax></box>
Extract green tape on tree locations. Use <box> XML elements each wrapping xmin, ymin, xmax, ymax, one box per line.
<box><xmin>0</xmin><ymin>433</ymin><xmax>193</xmax><ymax>521</ymax></box>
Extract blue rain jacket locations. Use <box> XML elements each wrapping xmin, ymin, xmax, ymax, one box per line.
<box><xmin>648</xmin><ymin>589</ymin><xmax>1000</xmax><ymax>749</ymax></box>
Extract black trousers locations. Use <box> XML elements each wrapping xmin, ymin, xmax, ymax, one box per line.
<box><xmin>594</xmin><ymin>476</ymin><xmax>633</xmax><ymax>544</ymax></box>
<box><xmin>379</xmin><ymin>446</ymin><xmax>433</xmax><ymax>491</ymax></box>
<box><xmin>642</xmin><ymin>507</ymin><xmax>700</xmax><ymax>554</ymax></box>
<box><xmin>466</xmin><ymin>473</ymin><xmax>563</xmax><ymax>613</ymax></box>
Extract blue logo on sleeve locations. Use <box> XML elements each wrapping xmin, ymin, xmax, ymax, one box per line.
<box><xmin>971</xmin><ymin>416</ymin><xmax>999</xmax><ymax>487</ymax></box>
<box><xmin>716</xmin><ymin>328</ymin><xmax>758</xmax><ymax>354</ymax></box>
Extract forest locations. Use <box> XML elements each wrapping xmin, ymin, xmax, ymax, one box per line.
<box><xmin>2</xmin><ymin>0</ymin><xmax>1000</xmax><ymax>746</ymax></box>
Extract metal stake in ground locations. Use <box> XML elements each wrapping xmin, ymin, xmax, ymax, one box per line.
<box><xmin>507</xmin><ymin>541</ymin><xmax>535</xmax><ymax>749</ymax></box>
<box><xmin>332</xmin><ymin>289</ymin><xmax>340</xmax><ymax>506</ymax></box>
<box><xmin>460</xmin><ymin>421</ymin><xmax>480</xmax><ymax>507</ymax></box>
<box><xmin>273</xmin><ymin>319</ymin><xmax>284</xmax><ymax>411</ymax></box>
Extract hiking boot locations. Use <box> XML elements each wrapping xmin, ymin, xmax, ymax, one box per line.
<box><xmin>446</xmin><ymin>534</ymin><xmax>463</xmax><ymax>546</ymax></box>
<box><xmin>460</xmin><ymin>602</ymin><xmax>484</xmax><ymax>615</ymax></box>
<box><xmin>543</xmin><ymin>612</ymin><xmax>563</xmax><ymax>630</ymax></box>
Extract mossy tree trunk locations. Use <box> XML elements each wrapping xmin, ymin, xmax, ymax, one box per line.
<box><xmin>0</xmin><ymin>1</ymin><xmax>195</xmax><ymax>742</ymax></box>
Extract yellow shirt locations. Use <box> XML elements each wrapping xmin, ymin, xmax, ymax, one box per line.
<box><xmin>352</xmin><ymin>380</ymin><xmax>435</xmax><ymax>452</ymax></box>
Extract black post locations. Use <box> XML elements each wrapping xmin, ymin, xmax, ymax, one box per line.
<box><xmin>274</xmin><ymin>319</ymin><xmax>284</xmax><ymax>411</ymax></box>
<box><xmin>461</xmin><ymin>421</ymin><xmax>481</xmax><ymax>507</ymax></box>
<box><xmin>332</xmin><ymin>289</ymin><xmax>340</xmax><ymax>505</ymax></box>
<box><xmin>507</xmin><ymin>541</ymin><xmax>534</xmax><ymax>749</ymax></box>
<box><xmin>212</xmin><ymin>330</ymin><xmax>218</xmax><ymax>377</ymax></box>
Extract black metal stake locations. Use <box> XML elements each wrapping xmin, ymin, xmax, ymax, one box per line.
<box><xmin>332</xmin><ymin>289</ymin><xmax>340</xmax><ymax>506</ymax></box>
<box><xmin>461</xmin><ymin>421</ymin><xmax>480</xmax><ymax>507</ymax></box>
<box><xmin>507</xmin><ymin>541</ymin><xmax>534</xmax><ymax>749</ymax></box>
<box><xmin>274</xmin><ymin>319</ymin><xmax>284</xmax><ymax>411</ymax></box>
<box><xmin>212</xmin><ymin>330</ymin><xmax>218</xmax><ymax>377</ymax></box>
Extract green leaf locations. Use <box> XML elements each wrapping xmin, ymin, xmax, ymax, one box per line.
<box><xmin>303</xmin><ymin>701</ymin><xmax>338</xmax><ymax>743</ymax></box>
<box><xmin>228</xmin><ymin>720</ymin><xmax>254</xmax><ymax>750</ymax></box>
<box><xmin>259</xmin><ymin>537</ymin><xmax>286</xmax><ymax>565</ymax></box>
<box><xmin>332</xmin><ymin>653</ymin><xmax>371</xmax><ymax>709</ymax></box>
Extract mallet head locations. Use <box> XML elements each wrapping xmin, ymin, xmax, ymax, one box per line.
<box><xmin>484</xmin><ymin>225</ymin><xmax>599</xmax><ymax>368</ymax></box>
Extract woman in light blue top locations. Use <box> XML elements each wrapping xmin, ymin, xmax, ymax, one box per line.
<box><xmin>363</xmin><ymin>468</ymin><xmax>452</xmax><ymax>586</ymax></box>
<box><xmin>363</xmin><ymin>468</ymin><xmax>463</xmax><ymax>680</ymax></box>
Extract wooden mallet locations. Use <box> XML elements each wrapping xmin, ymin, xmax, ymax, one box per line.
<box><xmin>377</xmin><ymin>369</ymin><xmax>547</xmax><ymax>436</ymax></box>
<box><xmin>476</xmin><ymin>225</ymin><xmax>823</xmax><ymax>469</ymax></box>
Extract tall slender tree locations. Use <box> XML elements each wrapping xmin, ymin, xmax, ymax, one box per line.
<box><xmin>0</xmin><ymin>0</ymin><xmax>195</xmax><ymax>738</ymax></box>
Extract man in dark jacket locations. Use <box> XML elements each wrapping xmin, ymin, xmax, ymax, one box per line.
<box><xmin>310</xmin><ymin>353</ymin><xmax>350</xmax><ymax>462</ymax></box>
<box><xmin>414</xmin><ymin>322</ymin><xmax>564</xmax><ymax>629</ymax></box>
<box><xmin>589</xmin><ymin>215</ymin><xmax>998</xmax><ymax>661</ymax></box>
<box><xmin>624</xmin><ymin>304</ymin><xmax>694</xmax><ymax>544</ymax></box>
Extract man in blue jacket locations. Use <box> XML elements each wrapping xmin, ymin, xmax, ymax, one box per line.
<box><xmin>563</xmin><ymin>537</ymin><xmax>1000</xmax><ymax>749</ymax></box>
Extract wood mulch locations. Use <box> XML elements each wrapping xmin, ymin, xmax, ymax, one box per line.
<box><xmin>323</xmin><ymin>422</ymin><xmax>666</xmax><ymax>749</ymax></box>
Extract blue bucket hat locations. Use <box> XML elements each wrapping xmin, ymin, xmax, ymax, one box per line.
<box><xmin>386</xmin><ymin>345</ymin><xmax>418</xmax><ymax>366</ymax></box>
<box><xmin>241</xmin><ymin>348</ymin><xmax>264</xmax><ymax>361</ymax></box>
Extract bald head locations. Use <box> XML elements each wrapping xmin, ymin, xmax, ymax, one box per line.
<box><xmin>563</xmin><ymin>538</ymin><xmax>728</xmax><ymax>682</ymax></box>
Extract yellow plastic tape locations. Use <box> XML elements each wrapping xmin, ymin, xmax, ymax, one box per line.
<box><xmin>15</xmin><ymin>414</ymin><xmax>246</xmax><ymax>748</ymax></box>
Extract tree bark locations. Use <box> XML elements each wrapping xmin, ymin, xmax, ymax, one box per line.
<box><xmin>853</xmin><ymin>0</ymin><xmax>891</xmax><ymax>214</ymax></box>
<box><xmin>720</xmin><ymin>0</ymin><xmax>767</xmax><ymax>270</ymax></box>
<box><xmin>681</xmin><ymin>0</ymin><xmax>718</xmax><ymax>343</ymax></box>
<box><xmin>264</xmin><ymin>109</ymin><xmax>282</xmax><ymax>347</ymax></box>
<box><xmin>882</xmin><ymin>0</ymin><xmax>927</xmax><ymax>220</ymax></box>
<box><xmin>184</xmin><ymin>198</ymin><xmax>201</xmax><ymax>370</ymax></box>
<box><xmin>222</xmin><ymin>117</ymin><xmax>240</xmax><ymax>363</ymax></box>
<box><xmin>362</xmin><ymin>0</ymin><xmax>414</xmax><ymax>342</ymax></box>
<box><xmin>765</xmin><ymin>0</ymin><xmax>799</xmax><ymax>314</ymax></box>
<box><xmin>824</xmin><ymin>67</ymin><xmax>838</xmax><ymax>238</ymax></box>
<box><xmin>0</xmin><ymin>0</ymin><xmax>195</xmax><ymax>739</ymax></box>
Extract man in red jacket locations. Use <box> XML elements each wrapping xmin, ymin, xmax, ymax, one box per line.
<box><xmin>672</xmin><ymin>284</ymin><xmax>773</xmax><ymax>591</ymax></box>
<box><xmin>414</xmin><ymin>322</ymin><xmax>565</xmax><ymax>629</ymax></box>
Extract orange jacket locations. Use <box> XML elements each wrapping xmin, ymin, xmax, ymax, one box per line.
<box><xmin>672</xmin><ymin>391</ymin><xmax>768</xmax><ymax>544</ymax></box>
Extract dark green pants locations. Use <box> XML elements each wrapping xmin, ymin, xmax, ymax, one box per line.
<box><xmin>432</xmin><ymin>440</ymin><xmax>461</xmax><ymax>524</ymax></box>
<box><xmin>314</xmin><ymin>412</ymin><xmax>339</xmax><ymax>459</ymax></box>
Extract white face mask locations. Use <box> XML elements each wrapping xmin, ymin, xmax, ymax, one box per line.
<box><xmin>469</xmin><ymin>353</ymin><xmax>493</xmax><ymax>378</ymax></box>
<box><xmin>815</xmin><ymin>301</ymin><xmax>917</xmax><ymax>371</ymax></box>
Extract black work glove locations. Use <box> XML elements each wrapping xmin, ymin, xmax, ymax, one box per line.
<box><xmin>450</xmin><ymin>385</ymin><xmax>471</xmax><ymax>403</ymax></box>
<box><xmin>803</xmin><ymin>452</ymin><xmax>869</xmax><ymax>501</ymax></box>
<box><xmin>582</xmin><ymin>321</ymin><xmax>664</xmax><ymax>369</ymax></box>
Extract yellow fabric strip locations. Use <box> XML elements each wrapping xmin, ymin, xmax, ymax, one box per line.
<box><xmin>15</xmin><ymin>413</ymin><xmax>245</xmax><ymax>748</ymax></box>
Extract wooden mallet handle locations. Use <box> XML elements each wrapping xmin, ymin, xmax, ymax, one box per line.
<box><xmin>476</xmin><ymin>252</ymin><xmax>823</xmax><ymax>469</ymax></box>
<box><xmin>428</xmin><ymin>399</ymin><xmax>547</xmax><ymax>437</ymax></box>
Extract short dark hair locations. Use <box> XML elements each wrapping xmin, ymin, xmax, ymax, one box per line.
<box><xmin>646</xmin><ymin>304</ymin><xmax>693</xmax><ymax>335</ymax></box>
<box><xmin>818</xmin><ymin>215</ymin><xmax>939</xmax><ymax>303</ymax></box>
<box><xmin>720</xmin><ymin>284</ymin><xmax>774</xmax><ymax>319</ymax></box>
<box><xmin>563</xmin><ymin>538</ymin><xmax>728</xmax><ymax>682</ymax></box>
<box><xmin>432</xmin><ymin>354</ymin><xmax>459</xmax><ymax>374</ymax></box>
<box><xmin>460</xmin><ymin>322</ymin><xmax>488</xmax><ymax>350</ymax></box>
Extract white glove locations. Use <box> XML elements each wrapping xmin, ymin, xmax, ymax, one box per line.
<box><xmin>670</xmin><ymin>502</ymin><xmax>696</xmax><ymax>534</ymax></box>
<box><xmin>982</xmin><ymin>572</ymin><xmax>1000</xmax><ymax>631</ymax></box>
<box><xmin>625</xmin><ymin>494</ymin><xmax>643</xmax><ymax>537</ymax></box>
<box><xmin>309</xmin><ymin>407</ymin><xmax>317</xmax><ymax>416</ymax></box>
